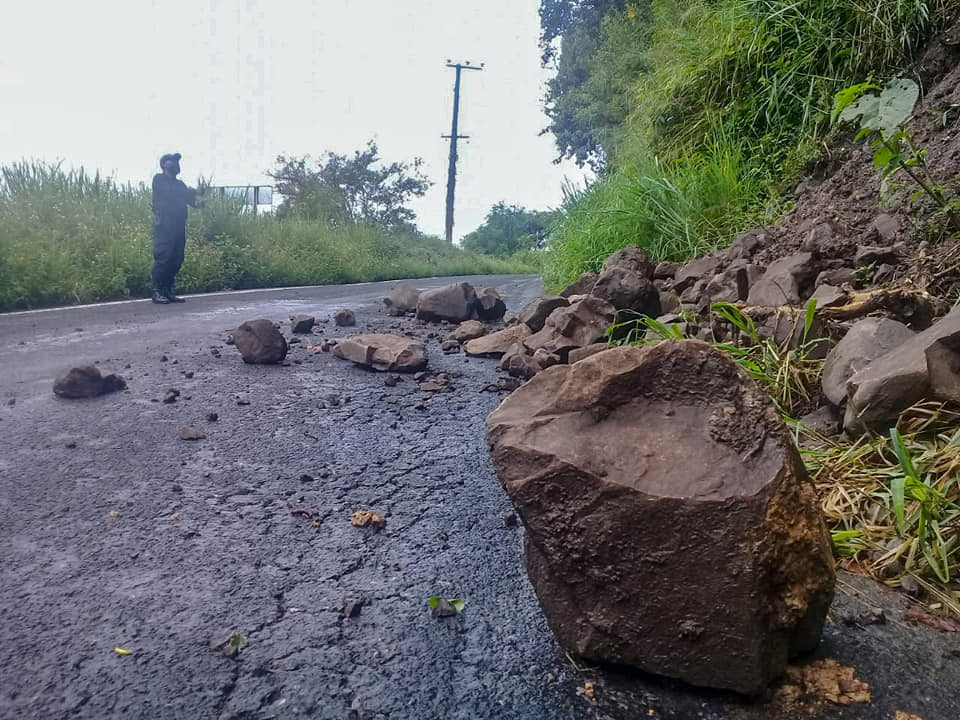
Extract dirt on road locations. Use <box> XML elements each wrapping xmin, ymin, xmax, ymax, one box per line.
<box><xmin>1</xmin><ymin>275</ymin><xmax>958</xmax><ymax>720</ymax></box>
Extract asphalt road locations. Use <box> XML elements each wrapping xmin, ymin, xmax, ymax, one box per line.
<box><xmin>1</xmin><ymin>275</ymin><xmax>959</xmax><ymax>720</ymax></box>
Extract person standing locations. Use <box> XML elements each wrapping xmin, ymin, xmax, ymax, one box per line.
<box><xmin>151</xmin><ymin>153</ymin><xmax>204</xmax><ymax>304</ymax></box>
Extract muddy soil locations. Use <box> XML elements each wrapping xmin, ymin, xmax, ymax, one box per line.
<box><xmin>1</xmin><ymin>276</ymin><xmax>958</xmax><ymax>719</ymax></box>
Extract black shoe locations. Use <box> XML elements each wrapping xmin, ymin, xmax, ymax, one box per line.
<box><xmin>152</xmin><ymin>288</ymin><xmax>171</xmax><ymax>304</ymax></box>
<box><xmin>164</xmin><ymin>287</ymin><xmax>185</xmax><ymax>303</ymax></box>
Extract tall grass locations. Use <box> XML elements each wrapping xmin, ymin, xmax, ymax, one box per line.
<box><xmin>546</xmin><ymin>0</ymin><xmax>957</xmax><ymax>289</ymax></box>
<box><xmin>0</xmin><ymin>161</ymin><xmax>533</xmax><ymax>311</ymax></box>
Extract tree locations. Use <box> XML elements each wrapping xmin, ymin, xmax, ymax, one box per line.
<box><xmin>269</xmin><ymin>141</ymin><xmax>431</xmax><ymax>230</ymax></box>
<box><xmin>538</xmin><ymin>1</ymin><xmax>651</xmax><ymax>170</ymax></box>
<box><xmin>461</xmin><ymin>202</ymin><xmax>557</xmax><ymax>256</ymax></box>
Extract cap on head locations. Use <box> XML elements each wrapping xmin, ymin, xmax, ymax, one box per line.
<box><xmin>159</xmin><ymin>152</ymin><xmax>182</xmax><ymax>168</ymax></box>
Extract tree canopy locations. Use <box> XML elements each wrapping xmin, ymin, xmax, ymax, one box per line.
<box><xmin>269</xmin><ymin>142</ymin><xmax>431</xmax><ymax>231</ymax></box>
<box><xmin>461</xmin><ymin>202</ymin><xmax>556</xmax><ymax>256</ymax></box>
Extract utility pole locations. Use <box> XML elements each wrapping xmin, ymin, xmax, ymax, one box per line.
<box><xmin>443</xmin><ymin>60</ymin><xmax>483</xmax><ymax>243</ymax></box>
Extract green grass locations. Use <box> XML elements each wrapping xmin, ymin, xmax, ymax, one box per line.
<box><xmin>545</xmin><ymin>0</ymin><xmax>956</xmax><ymax>290</ymax></box>
<box><xmin>0</xmin><ymin>161</ymin><xmax>534</xmax><ymax>311</ymax></box>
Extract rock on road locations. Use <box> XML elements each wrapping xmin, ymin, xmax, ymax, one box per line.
<box><xmin>1</xmin><ymin>275</ymin><xmax>958</xmax><ymax>720</ymax></box>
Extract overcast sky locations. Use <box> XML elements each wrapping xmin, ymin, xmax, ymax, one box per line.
<box><xmin>1</xmin><ymin>0</ymin><xmax>588</xmax><ymax>240</ymax></box>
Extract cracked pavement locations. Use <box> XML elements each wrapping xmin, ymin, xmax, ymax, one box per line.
<box><xmin>2</xmin><ymin>275</ymin><xmax>960</xmax><ymax>719</ymax></box>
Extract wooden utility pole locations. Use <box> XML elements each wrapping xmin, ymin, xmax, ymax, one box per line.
<box><xmin>443</xmin><ymin>60</ymin><xmax>483</xmax><ymax>243</ymax></box>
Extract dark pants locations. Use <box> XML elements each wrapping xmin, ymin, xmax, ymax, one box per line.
<box><xmin>152</xmin><ymin>222</ymin><xmax>187</xmax><ymax>289</ymax></box>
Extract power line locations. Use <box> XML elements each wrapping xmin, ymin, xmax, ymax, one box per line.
<box><xmin>443</xmin><ymin>60</ymin><xmax>483</xmax><ymax>243</ymax></box>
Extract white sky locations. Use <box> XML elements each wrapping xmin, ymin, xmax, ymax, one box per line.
<box><xmin>1</xmin><ymin>0</ymin><xmax>589</xmax><ymax>240</ymax></box>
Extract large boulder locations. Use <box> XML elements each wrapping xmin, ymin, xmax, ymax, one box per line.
<box><xmin>844</xmin><ymin>306</ymin><xmax>960</xmax><ymax>433</ymax></box>
<box><xmin>474</xmin><ymin>287</ymin><xmax>507</xmax><ymax>322</ymax></box>
<box><xmin>233</xmin><ymin>319</ymin><xmax>288</xmax><ymax>364</ymax></box>
<box><xmin>559</xmin><ymin>272</ymin><xmax>598</xmax><ymax>298</ymax></box>
<box><xmin>821</xmin><ymin>318</ymin><xmax>914</xmax><ymax>406</ymax></box>
<box><xmin>53</xmin><ymin>365</ymin><xmax>126</xmax><ymax>398</ymax></box>
<box><xmin>518</xmin><ymin>295</ymin><xmax>569</xmax><ymax>333</ymax></box>
<box><xmin>416</xmin><ymin>282</ymin><xmax>477</xmax><ymax>323</ymax></box>
<box><xmin>464</xmin><ymin>325</ymin><xmax>532</xmax><ymax>357</ymax></box>
<box><xmin>590</xmin><ymin>266</ymin><xmax>661</xmax><ymax>315</ymax></box>
<box><xmin>332</xmin><ymin>333</ymin><xmax>427</xmax><ymax>372</ymax></box>
<box><xmin>524</xmin><ymin>296</ymin><xmax>616</xmax><ymax>360</ymax></box>
<box><xmin>487</xmin><ymin>341</ymin><xmax>835</xmax><ymax>694</ymax></box>
<box><xmin>747</xmin><ymin>253</ymin><xmax>817</xmax><ymax>307</ymax></box>
<box><xmin>601</xmin><ymin>244</ymin><xmax>655</xmax><ymax>279</ymax></box>
<box><xmin>384</xmin><ymin>282</ymin><xmax>421</xmax><ymax>316</ymax></box>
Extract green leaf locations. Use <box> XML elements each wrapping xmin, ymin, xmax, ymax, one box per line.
<box><xmin>838</xmin><ymin>78</ymin><xmax>919</xmax><ymax>138</ymax></box>
<box><xmin>451</xmin><ymin>598</ymin><xmax>466</xmax><ymax>613</ymax></box>
<box><xmin>872</xmin><ymin>145</ymin><xmax>895</xmax><ymax>169</ymax></box>
<box><xmin>428</xmin><ymin>596</ymin><xmax>440</xmax><ymax>610</ymax></box>
<box><xmin>832</xmin><ymin>83</ymin><xmax>879</xmax><ymax>122</ymax></box>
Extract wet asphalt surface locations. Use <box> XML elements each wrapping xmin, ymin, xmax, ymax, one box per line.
<box><xmin>1</xmin><ymin>274</ymin><xmax>959</xmax><ymax>720</ymax></box>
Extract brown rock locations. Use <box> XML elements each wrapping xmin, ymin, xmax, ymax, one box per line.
<box><xmin>809</xmin><ymin>284</ymin><xmax>847</xmax><ymax>309</ymax></box>
<box><xmin>441</xmin><ymin>339</ymin><xmax>461</xmax><ymax>353</ymax></box>
<box><xmin>333</xmin><ymin>309</ymin><xmax>356</xmax><ymax>327</ymax></box>
<box><xmin>179</xmin><ymin>426</ymin><xmax>206</xmax><ymax>441</ymax></box>
<box><xmin>501</xmin><ymin>345</ymin><xmax>541</xmax><ymax>380</ymax></box>
<box><xmin>449</xmin><ymin>320</ymin><xmax>488</xmax><ymax>343</ymax></box>
<box><xmin>591</xmin><ymin>267</ymin><xmax>661</xmax><ymax>315</ymax></box>
<box><xmin>845</xmin><ymin>306</ymin><xmax>960</xmax><ymax>433</ymax></box>
<box><xmin>384</xmin><ymin>282</ymin><xmax>421</xmax><ymax>316</ymax></box>
<box><xmin>332</xmin><ymin>333</ymin><xmax>428</xmax><ymax>373</ymax></box>
<box><xmin>474</xmin><ymin>287</ymin><xmax>507</xmax><ymax>322</ymax></box>
<box><xmin>674</xmin><ymin>254</ymin><xmax>723</xmax><ymax>293</ymax></box>
<box><xmin>464</xmin><ymin>324</ymin><xmax>532</xmax><ymax>357</ymax></box>
<box><xmin>53</xmin><ymin>365</ymin><xmax>126</xmax><ymax>399</ymax></box>
<box><xmin>601</xmin><ymin>244</ymin><xmax>655</xmax><ymax>279</ymax></box>
<box><xmin>290</xmin><ymin>314</ymin><xmax>315</xmax><ymax>333</ymax></box>
<box><xmin>486</xmin><ymin>341</ymin><xmax>835</xmax><ymax>694</ymax></box>
<box><xmin>653</xmin><ymin>261</ymin><xmax>680</xmax><ymax>280</ymax></box>
<box><xmin>518</xmin><ymin>295</ymin><xmax>569</xmax><ymax>332</ymax></box>
<box><xmin>725</xmin><ymin>231</ymin><xmax>765</xmax><ymax>262</ymax></box>
<box><xmin>568</xmin><ymin>343</ymin><xmax>610</xmax><ymax>364</ymax></box>
<box><xmin>233</xmin><ymin>319</ymin><xmax>288</xmax><ymax>364</ymax></box>
<box><xmin>747</xmin><ymin>253</ymin><xmax>817</xmax><ymax>307</ymax></box>
<box><xmin>815</xmin><ymin>268</ymin><xmax>856</xmax><ymax>288</ymax></box>
<box><xmin>350</xmin><ymin>510</ymin><xmax>386</xmax><ymax>529</ymax></box>
<box><xmin>559</xmin><ymin>272</ymin><xmax>598</xmax><ymax>298</ymax></box>
<box><xmin>524</xmin><ymin>296</ymin><xmax>616</xmax><ymax>360</ymax></box>
<box><xmin>532</xmin><ymin>348</ymin><xmax>561</xmax><ymax>370</ymax></box>
<box><xmin>416</xmin><ymin>282</ymin><xmax>478</xmax><ymax>323</ymax></box>
<box><xmin>658</xmin><ymin>291</ymin><xmax>680</xmax><ymax>315</ymax></box>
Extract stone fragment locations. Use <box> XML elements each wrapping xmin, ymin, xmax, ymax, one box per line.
<box><xmin>653</xmin><ymin>261</ymin><xmax>680</xmax><ymax>280</ymax></box>
<box><xmin>704</xmin><ymin>261</ymin><xmax>759</xmax><ymax>304</ymax></box>
<box><xmin>844</xmin><ymin>307</ymin><xmax>960</xmax><ymax>433</ymax></box>
<box><xmin>568</xmin><ymin>343</ymin><xmax>610</xmax><ymax>364</ymax></box>
<box><xmin>799</xmin><ymin>406</ymin><xmax>841</xmax><ymax>436</ymax></box>
<box><xmin>53</xmin><ymin>365</ymin><xmax>127</xmax><ymax>399</ymax></box>
<box><xmin>855</xmin><ymin>245</ymin><xmax>900</xmax><ymax>266</ymax></box>
<box><xmin>179</xmin><ymin>426</ymin><xmax>206</xmax><ymax>441</ymax></box>
<box><xmin>384</xmin><ymin>282</ymin><xmax>421</xmax><ymax>315</ymax></box>
<box><xmin>591</xmin><ymin>266</ymin><xmax>661</xmax><ymax>315</ymax></box>
<box><xmin>449</xmin><ymin>320</ymin><xmax>488</xmax><ymax>343</ymax></box>
<box><xmin>233</xmin><ymin>319</ymin><xmax>288</xmax><ymax>364</ymax></box>
<box><xmin>332</xmin><ymin>334</ymin><xmax>428</xmax><ymax>373</ymax></box>
<box><xmin>486</xmin><ymin>341</ymin><xmax>835</xmax><ymax>694</ymax></box>
<box><xmin>747</xmin><ymin>253</ymin><xmax>817</xmax><ymax>307</ymax></box>
<box><xmin>333</xmin><ymin>309</ymin><xmax>356</xmax><ymax>327</ymax></box>
<box><xmin>524</xmin><ymin>296</ymin><xmax>616</xmax><ymax>360</ymax></box>
<box><xmin>519</xmin><ymin>295</ymin><xmax>569</xmax><ymax>332</ymax></box>
<box><xmin>291</xmin><ymin>314</ymin><xmax>315</xmax><ymax>333</ymax></box>
<box><xmin>559</xmin><ymin>272</ymin><xmax>598</xmax><ymax>298</ymax></box>
<box><xmin>815</xmin><ymin>268</ymin><xmax>855</xmax><ymax>288</ymax></box>
<box><xmin>601</xmin><ymin>244</ymin><xmax>655</xmax><ymax>279</ymax></box>
<box><xmin>674</xmin><ymin>254</ymin><xmax>723</xmax><ymax>293</ymax></box>
<box><xmin>501</xmin><ymin>345</ymin><xmax>541</xmax><ymax>380</ymax></box>
<box><xmin>810</xmin><ymin>284</ymin><xmax>847</xmax><ymax>309</ymax></box>
<box><xmin>441</xmin><ymin>339</ymin><xmax>461</xmax><ymax>353</ymax></box>
<box><xmin>658</xmin><ymin>291</ymin><xmax>680</xmax><ymax>315</ymax></box>
<box><xmin>872</xmin><ymin>213</ymin><xmax>900</xmax><ymax>243</ymax></box>
<box><xmin>350</xmin><ymin>510</ymin><xmax>386</xmax><ymax>529</ymax></box>
<box><xmin>725</xmin><ymin>231</ymin><xmax>765</xmax><ymax>262</ymax></box>
<box><xmin>474</xmin><ymin>287</ymin><xmax>507</xmax><ymax>322</ymax></box>
<box><xmin>464</xmin><ymin>324</ymin><xmax>532</xmax><ymax>357</ymax></box>
<box><xmin>416</xmin><ymin>282</ymin><xmax>478</xmax><ymax>323</ymax></box>
<box><xmin>533</xmin><ymin>348</ymin><xmax>561</xmax><ymax>370</ymax></box>
<box><xmin>800</xmin><ymin>221</ymin><xmax>841</xmax><ymax>254</ymax></box>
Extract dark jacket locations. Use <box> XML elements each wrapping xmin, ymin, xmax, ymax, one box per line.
<box><xmin>152</xmin><ymin>173</ymin><xmax>200</xmax><ymax>228</ymax></box>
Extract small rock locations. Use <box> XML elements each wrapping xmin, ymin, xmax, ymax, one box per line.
<box><xmin>53</xmin><ymin>365</ymin><xmax>127</xmax><ymax>399</ymax></box>
<box><xmin>384</xmin><ymin>282</ymin><xmax>421</xmax><ymax>316</ymax></box>
<box><xmin>502</xmin><ymin>512</ymin><xmax>518</xmax><ymax>527</ymax></box>
<box><xmin>900</xmin><ymin>575</ymin><xmax>920</xmax><ymax>596</ymax></box>
<box><xmin>160</xmin><ymin>355</ymin><xmax>168</xmax><ymax>362</ymax></box>
<box><xmin>747</xmin><ymin>252</ymin><xmax>817</xmax><ymax>307</ymax></box>
<box><xmin>341</xmin><ymin>600</ymin><xmax>364</xmax><ymax>619</ymax></box>
<box><xmin>449</xmin><ymin>320</ymin><xmax>488</xmax><ymax>343</ymax></box>
<box><xmin>383</xmin><ymin>375</ymin><xmax>400</xmax><ymax>387</ymax></box>
<box><xmin>416</xmin><ymin>282</ymin><xmax>478</xmax><ymax>323</ymax></box>
<box><xmin>291</xmin><ymin>314</ymin><xmax>316</xmax><ymax>333</ymax></box>
<box><xmin>65</xmin><ymin>441</ymin><xmax>77</xmax><ymax>449</ymax></box>
<box><xmin>855</xmin><ymin>245</ymin><xmax>900</xmax><ymax>266</ymax></box>
<box><xmin>653</xmin><ymin>261</ymin><xmax>680</xmax><ymax>280</ymax></box>
<box><xmin>163</xmin><ymin>388</ymin><xmax>180</xmax><ymax>404</ymax></box>
<box><xmin>350</xmin><ymin>510</ymin><xmax>386</xmax><ymax>529</ymax></box>
<box><xmin>810</xmin><ymin>284</ymin><xmax>846</xmax><ymax>309</ymax></box>
<box><xmin>474</xmin><ymin>287</ymin><xmax>507</xmax><ymax>322</ymax></box>
<box><xmin>441</xmin><ymin>339</ymin><xmax>461</xmax><ymax>353</ymax></box>
<box><xmin>432</xmin><ymin>597</ymin><xmax>458</xmax><ymax>618</ymax></box>
<box><xmin>179</xmin><ymin>426</ymin><xmax>206</xmax><ymax>441</ymax></box>
<box><xmin>519</xmin><ymin>296</ymin><xmax>570</xmax><ymax>333</ymax></box>
<box><xmin>333</xmin><ymin>309</ymin><xmax>356</xmax><ymax>327</ymax></box>
<box><xmin>332</xmin><ymin>334</ymin><xmax>428</xmax><ymax>372</ymax></box>
<box><xmin>559</xmin><ymin>271</ymin><xmax>599</xmax><ymax>298</ymax></box>
<box><xmin>206</xmin><ymin>412</ymin><xmax>219</xmax><ymax>422</ymax></box>
<box><xmin>233</xmin><ymin>319</ymin><xmax>288</xmax><ymax>364</ymax></box>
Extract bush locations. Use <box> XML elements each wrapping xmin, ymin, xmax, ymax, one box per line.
<box><xmin>0</xmin><ymin>161</ymin><xmax>534</xmax><ymax>310</ymax></box>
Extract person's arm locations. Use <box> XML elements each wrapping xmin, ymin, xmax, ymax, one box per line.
<box><xmin>183</xmin><ymin>182</ymin><xmax>204</xmax><ymax>208</ymax></box>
